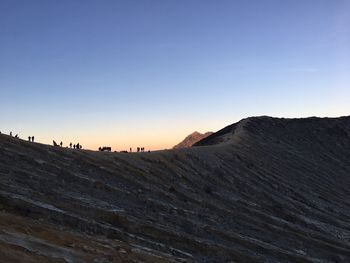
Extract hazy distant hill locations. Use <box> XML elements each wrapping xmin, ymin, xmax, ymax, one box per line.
<box><xmin>1</xmin><ymin>116</ymin><xmax>350</xmax><ymax>262</ymax></box>
<box><xmin>173</xmin><ymin>131</ymin><xmax>213</xmax><ymax>149</ymax></box>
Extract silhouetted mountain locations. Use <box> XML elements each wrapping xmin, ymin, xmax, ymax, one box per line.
<box><xmin>173</xmin><ymin>131</ymin><xmax>213</xmax><ymax>149</ymax></box>
<box><xmin>1</xmin><ymin>116</ymin><xmax>350</xmax><ymax>262</ymax></box>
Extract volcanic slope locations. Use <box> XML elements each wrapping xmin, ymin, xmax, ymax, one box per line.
<box><xmin>1</xmin><ymin>116</ymin><xmax>350</xmax><ymax>262</ymax></box>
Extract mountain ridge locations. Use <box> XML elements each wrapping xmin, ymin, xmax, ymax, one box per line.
<box><xmin>194</xmin><ymin>115</ymin><xmax>350</xmax><ymax>146</ymax></box>
<box><xmin>1</xmin><ymin>115</ymin><xmax>350</xmax><ymax>262</ymax></box>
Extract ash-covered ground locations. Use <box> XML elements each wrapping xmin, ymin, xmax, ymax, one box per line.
<box><xmin>1</xmin><ymin>116</ymin><xmax>350</xmax><ymax>262</ymax></box>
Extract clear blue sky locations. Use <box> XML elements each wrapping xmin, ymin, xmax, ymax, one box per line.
<box><xmin>0</xmin><ymin>0</ymin><xmax>349</xmax><ymax>150</ymax></box>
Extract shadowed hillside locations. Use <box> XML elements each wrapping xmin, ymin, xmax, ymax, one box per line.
<box><xmin>1</xmin><ymin>116</ymin><xmax>350</xmax><ymax>262</ymax></box>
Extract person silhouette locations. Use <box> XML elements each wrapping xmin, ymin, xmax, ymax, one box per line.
<box><xmin>77</xmin><ymin>143</ymin><xmax>80</xmax><ymax>149</ymax></box>
<box><xmin>32</xmin><ymin>136</ymin><xmax>34</xmax><ymax>142</ymax></box>
<box><xmin>60</xmin><ymin>141</ymin><xmax>63</xmax><ymax>147</ymax></box>
<box><xmin>28</xmin><ymin>136</ymin><xmax>31</xmax><ymax>142</ymax></box>
<box><xmin>70</xmin><ymin>142</ymin><xmax>72</xmax><ymax>148</ymax></box>
<box><xmin>15</xmin><ymin>134</ymin><xmax>18</xmax><ymax>138</ymax></box>
<box><xmin>73</xmin><ymin>144</ymin><xmax>76</xmax><ymax>149</ymax></box>
<box><xmin>10</xmin><ymin>132</ymin><xmax>12</xmax><ymax>137</ymax></box>
<box><xmin>130</xmin><ymin>147</ymin><xmax>132</xmax><ymax>152</ymax></box>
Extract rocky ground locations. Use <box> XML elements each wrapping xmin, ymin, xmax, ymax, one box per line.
<box><xmin>1</xmin><ymin>116</ymin><xmax>350</xmax><ymax>262</ymax></box>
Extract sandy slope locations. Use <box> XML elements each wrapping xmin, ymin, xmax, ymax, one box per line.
<box><xmin>1</xmin><ymin>116</ymin><xmax>350</xmax><ymax>262</ymax></box>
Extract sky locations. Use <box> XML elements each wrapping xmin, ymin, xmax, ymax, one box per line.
<box><xmin>0</xmin><ymin>0</ymin><xmax>349</xmax><ymax>151</ymax></box>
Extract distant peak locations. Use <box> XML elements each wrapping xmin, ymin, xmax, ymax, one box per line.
<box><xmin>173</xmin><ymin>131</ymin><xmax>213</xmax><ymax>149</ymax></box>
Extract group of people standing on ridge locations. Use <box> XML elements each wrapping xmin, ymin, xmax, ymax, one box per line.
<box><xmin>137</xmin><ymin>147</ymin><xmax>146</xmax><ymax>152</ymax></box>
<box><xmin>8</xmin><ymin>131</ymin><xmax>19</xmax><ymax>138</ymax></box>
<box><xmin>128</xmin><ymin>147</ymin><xmax>147</xmax><ymax>152</ymax></box>
<box><xmin>2</xmin><ymin>131</ymin><xmax>33</xmax><ymax>141</ymax></box>
<box><xmin>2</xmin><ymin>131</ymin><xmax>150</xmax><ymax>153</ymax></box>
<box><xmin>70</xmin><ymin>142</ymin><xmax>82</xmax><ymax>149</ymax></box>
<box><xmin>53</xmin><ymin>140</ymin><xmax>82</xmax><ymax>149</ymax></box>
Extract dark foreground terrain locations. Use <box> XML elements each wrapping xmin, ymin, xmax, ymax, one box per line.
<box><xmin>1</xmin><ymin>116</ymin><xmax>350</xmax><ymax>262</ymax></box>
